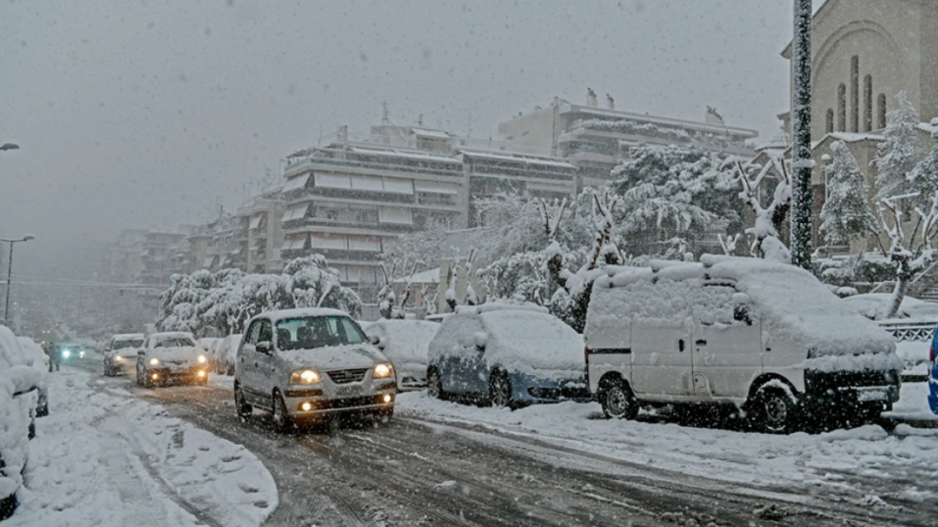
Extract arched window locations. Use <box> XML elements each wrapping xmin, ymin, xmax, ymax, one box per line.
<box><xmin>864</xmin><ymin>75</ymin><xmax>873</xmax><ymax>132</ymax></box>
<box><xmin>878</xmin><ymin>93</ymin><xmax>887</xmax><ymax>129</ymax></box>
<box><xmin>826</xmin><ymin>109</ymin><xmax>834</xmax><ymax>134</ymax></box>
<box><xmin>850</xmin><ymin>56</ymin><xmax>859</xmax><ymax>132</ymax></box>
<box><xmin>837</xmin><ymin>83</ymin><xmax>847</xmax><ymax>132</ymax></box>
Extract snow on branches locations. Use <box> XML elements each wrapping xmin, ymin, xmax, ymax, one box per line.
<box><xmin>819</xmin><ymin>141</ymin><xmax>878</xmax><ymax>246</ymax></box>
<box><xmin>722</xmin><ymin>152</ymin><xmax>792</xmax><ymax>262</ymax></box>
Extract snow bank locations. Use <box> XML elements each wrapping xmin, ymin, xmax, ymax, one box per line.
<box><xmin>7</xmin><ymin>370</ymin><xmax>277</xmax><ymax>526</ymax></box>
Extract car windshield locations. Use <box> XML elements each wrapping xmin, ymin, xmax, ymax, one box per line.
<box><xmin>275</xmin><ymin>316</ymin><xmax>367</xmax><ymax>350</ymax></box>
<box><xmin>154</xmin><ymin>337</ymin><xmax>196</xmax><ymax>348</ymax></box>
<box><xmin>114</xmin><ymin>339</ymin><xmax>143</xmax><ymax>349</ymax></box>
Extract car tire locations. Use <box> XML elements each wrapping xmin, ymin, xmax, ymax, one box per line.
<box><xmin>427</xmin><ymin>368</ymin><xmax>445</xmax><ymax>400</ymax></box>
<box><xmin>234</xmin><ymin>383</ymin><xmax>252</xmax><ymax>419</ymax></box>
<box><xmin>749</xmin><ymin>384</ymin><xmax>798</xmax><ymax>434</ymax></box>
<box><xmin>271</xmin><ymin>392</ymin><xmax>292</xmax><ymax>432</ymax></box>
<box><xmin>599</xmin><ymin>377</ymin><xmax>639</xmax><ymax>420</ymax></box>
<box><xmin>0</xmin><ymin>490</ymin><xmax>16</xmax><ymax>522</ymax></box>
<box><xmin>489</xmin><ymin>370</ymin><xmax>514</xmax><ymax>409</ymax></box>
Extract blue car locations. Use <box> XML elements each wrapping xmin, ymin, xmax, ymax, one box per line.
<box><xmin>426</xmin><ymin>305</ymin><xmax>587</xmax><ymax>409</ymax></box>
<box><xmin>929</xmin><ymin>329</ymin><xmax>938</xmax><ymax>414</ymax></box>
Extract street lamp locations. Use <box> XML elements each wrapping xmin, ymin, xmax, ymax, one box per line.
<box><xmin>2</xmin><ymin>235</ymin><xmax>35</xmax><ymax>326</ymax></box>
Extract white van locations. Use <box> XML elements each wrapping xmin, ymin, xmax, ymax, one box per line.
<box><xmin>584</xmin><ymin>255</ymin><xmax>901</xmax><ymax>433</ymax></box>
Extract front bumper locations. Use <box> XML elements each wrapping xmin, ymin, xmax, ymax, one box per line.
<box><xmin>804</xmin><ymin>369</ymin><xmax>900</xmax><ymax>413</ymax></box>
<box><xmin>145</xmin><ymin>366</ymin><xmax>208</xmax><ymax>385</ymax></box>
<box><xmin>928</xmin><ymin>365</ymin><xmax>938</xmax><ymax>415</ymax></box>
<box><xmin>509</xmin><ymin>373</ymin><xmax>590</xmax><ymax>404</ymax></box>
<box><xmin>283</xmin><ymin>384</ymin><xmax>396</xmax><ymax>419</ymax></box>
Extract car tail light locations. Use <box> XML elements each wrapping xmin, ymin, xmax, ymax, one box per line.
<box><xmin>584</xmin><ymin>347</ymin><xmax>590</xmax><ymax>364</ymax></box>
<box><xmin>930</xmin><ymin>344</ymin><xmax>935</xmax><ymax>364</ymax></box>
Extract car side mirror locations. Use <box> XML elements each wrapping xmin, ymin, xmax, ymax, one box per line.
<box><xmin>369</xmin><ymin>334</ymin><xmax>380</xmax><ymax>346</ymax></box>
<box><xmin>473</xmin><ymin>332</ymin><xmax>487</xmax><ymax>351</ymax></box>
<box><xmin>256</xmin><ymin>341</ymin><xmax>272</xmax><ymax>354</ymax></box>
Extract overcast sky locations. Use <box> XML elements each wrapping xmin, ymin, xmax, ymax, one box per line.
<box><xmin>1</xmin><ymin>0</ymin><xmax>793</xmax><ymax>275</ymax></box>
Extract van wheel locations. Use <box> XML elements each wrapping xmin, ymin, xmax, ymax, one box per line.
<box><xmin>750</xmin><ymin>385</ymin><xmax>797</xmax><ymax>434</ymax></box>
<box><xmin>427</xmin><ymin>368</ymin><xmax>445</xmax><ymax>400</ymax></box>
<box><xmin>599</xmin><ymin>377</ymin><xmax>639</xmax><ymax>420</ymax></box>
<box><xmin>234</xmin><ymin>383</ymin><xmax>252</xmax><ymax>419</ymax></box>
<box><xmin>489</xmin><ymin>370</ymin><xmax>514</xmax><ymax>409</ymax></box>
<box><xmin>271</xmin><ymin>392</ymin><xmax>292</xmax><ymax>432</ymax></box>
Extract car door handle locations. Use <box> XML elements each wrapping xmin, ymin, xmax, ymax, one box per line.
<box><xmin>696</xmin><ymin>339</ymin><xmax>707</xmax><ymax>346</ymax></box>
<box><xmin>254</xmin><ymin>362</ymin><xmax>258</xmax><ymax>367</ymax></box>
<box><xmin>678</xmin><ymin>339</ymin><xmax>685</xmax><ymax>352</ymax></box>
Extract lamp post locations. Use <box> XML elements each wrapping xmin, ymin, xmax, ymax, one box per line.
<box><xmin>2</xmin><ymin>235</ymin><xmax>35</xmax><ymax>326</ymax></box>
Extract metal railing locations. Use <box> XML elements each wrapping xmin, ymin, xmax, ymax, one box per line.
<box><xmin>878</xmin><ymin>321</ymin><xmax>935</xmax><ymax>342</ymax></box>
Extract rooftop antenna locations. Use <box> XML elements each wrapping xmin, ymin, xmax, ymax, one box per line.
<box><xmin>459</xmin><ymin>107</ymin><xmax>478</xmax><ymax>138</ymax></box>
<box><xmin>381</xmin><ymin>100</ymin><xmax>390</xmax><ymax>125</ymax></box>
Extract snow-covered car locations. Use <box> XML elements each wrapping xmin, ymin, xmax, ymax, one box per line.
<box><xmin>233</xmin><ymin>308</ymin><xmax>396</xmax><ymax>431</ymax></box>
<box><xmin>363</xmin><ymin>319</ymin><xmax>439</xmax><ymax>391</ymax></box>
<box><xmin>0</xmin><ymin>327</ymin><xmax>40</xmax><ymax>521</ymax></box>
<box><xmin>103</xmin><ymin>333</ymin><xmax>145</xmax><ymax>377</ymax></box>
<box><xmin>16</xmin><ymin>337</ymin><xmax>49</xmax><ymax>417</ymax></box>
<box><xmin>197</xmin><ymin>337</ymin><xmax>222</xmax><ymax>371</ymax></box>
<box><xmin>426</xmin><ymin>304</ymin><xmax>587</xmax><ymax>409</ymax></box>
<box><xmin>135</xmin><ymin>332</ymin><xmax>209</xmax><ymax>388</ymax></box>
<box><xmin>214</xmin><ymin>334</ymin><xmax>241</xmax><ymax>376</ymax></box>
<box><xmin>841</xmin><ymin>293</ymin><xmax>938</xmax><ymax>321</ymax></box>
<box><xmin>585</xmin><ymin>256</ymin><xmax>902</xmax><ymax>433</ymax></box>
<box><xmin>929</xmin><ymin>327</ymin><xmax>938</xmax><ymax>415</ymax></box>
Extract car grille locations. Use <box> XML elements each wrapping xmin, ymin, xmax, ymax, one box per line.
<box><xmin>327</xmin><ymin>368</ymin><xmax>368</xmax><ymax>384</ymax></box>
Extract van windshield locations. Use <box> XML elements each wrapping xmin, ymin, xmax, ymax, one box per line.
<box><xmin>276</xmin><ymin>316</ymin><xmax>367</xmax><ymax>350</ymax></box>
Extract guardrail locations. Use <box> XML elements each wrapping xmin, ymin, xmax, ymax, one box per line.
<box><xmin>878</xmin><ymin>321</ymin><xmax>935</xmax><ymax>342</ymax></box>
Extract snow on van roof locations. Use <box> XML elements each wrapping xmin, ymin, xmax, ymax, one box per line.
<box><xmin>253</xmin><ymin>307</ymin><xmax>351</xmax><ymax>322</ymax></box>
<box><xmin>455</xmin><ymin>303</ymin><xmax>549</xmax><ymax>315</ymax></box>
<box><xmin>149</xmin><ymin>331</ymin><xmax>194</xmax><ymax>340</ymax></box>
<box><xmin>593</xmin><ymin>255</ymin><xmax>896</xmax><ymax>359</ymax></box>
<box><xmin>113</xmin><ymin>333</ymin><xmax>145</xmax><ymax>340</ymax></box>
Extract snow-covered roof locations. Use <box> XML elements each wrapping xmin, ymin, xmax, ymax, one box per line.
<box><xmin>455</xmin><ymin>303</ymin><xmax>549</xmax><ymax>315</ymax></box>
<box><xmin>149</xmin><ymin>331</ymin><xmax>195</xmax><ymax>340</ymax></box>
<box><xmin>812</xmin><ymin>132</ymin><xmax>883</xmax><ymax>150</ymax></box>
<box><xmin>347</xmin><ymin>146</ymin><xmax>460</xmax><ymax>164</ymax></box>
<box><xmin>411</xmin><ymin>128</ymin><xmax>450</xmax><ymax>139</ymax></box>
<box><xmin>460</xmin><ymin>149</ymin><xmax>575</xmax><ymax>169</ymax></box>
<box><xmin>252</xmin><ymin>307</ymin><xmax>353</xmax><ymax>323</ymax></box>
<box><xmin>112</xmin><ymin>333</ymin><xmax>145</xmax><ymax>340</ymax></box>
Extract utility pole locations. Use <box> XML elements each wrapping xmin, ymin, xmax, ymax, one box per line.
<box><xmin>790</xmin><ymin>0</ymin><xmax>814</xmax><ymax>270</ymax></box>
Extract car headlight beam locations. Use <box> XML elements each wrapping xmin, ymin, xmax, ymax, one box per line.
<box><xmin>290</xmin><ymin>369</ymin><xmax>321</xmax><ymax>384</ymax></box>
<box><xmin>197</xmin><ymin>354</ymin><xmax>207</xmax><ymax>364</ymax></box>
<box><xmin>149</xmin><ymin>357</ymin><xmax>160</xmax><ymax>366</ymax></box>
<box><xmin>374</xmin><ymin>363</ymin><xmax>393</xmax><ymax>379</ymax></box>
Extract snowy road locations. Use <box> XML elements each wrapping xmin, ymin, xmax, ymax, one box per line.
<box><xmin>52</xmin><ymin>355</ymin><xmax>933</xmax><ymax>527</ymax></box>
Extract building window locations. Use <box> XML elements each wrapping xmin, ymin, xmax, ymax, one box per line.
<box><xmin>850</xmin><ymin>55</ymin><xmax>859</xmax><ymax>133</ymax></box>
<box><xmin>837</xmin><ymin>83</ymin><xmax>847</xmax><ymax>132</ymax></box>
<box><xmin>877</xmin><ymin>94</ymin><xmax>887</xmax><ymax>129</ymax></box>
<box><xmin>863</xmin><ymin>75</ymin><xmax>873</xmax><ymax>132</ymax></box>
<box><xmin>826</xmin><ymin>109</ymin><xmax>834</xmax><ymax>134</ymax></box>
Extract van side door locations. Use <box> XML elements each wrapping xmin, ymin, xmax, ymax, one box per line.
<box><xmin>631</xmin><ymin>322</ymin><xmax>693</xmax><ymax>399</ymax></box>
<box><xmin>692</xmin><ymin>286</ymin><xmax>762</xmax><ymax>401</ymax></box>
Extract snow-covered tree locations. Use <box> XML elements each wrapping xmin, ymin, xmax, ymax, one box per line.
<box><xmin>722</xmin><ymin>151</ymin><xmax>793</xmax><ymax>262</ymax></box>
<box><xmin>873</xmin><ymin>92</ymin><xmax>923</xmax><ymax>201</ymax></box>
<box><xmin>819</xmin><ymin>141</ymin><xmax>878</xmax><ymax>246</ymax></box>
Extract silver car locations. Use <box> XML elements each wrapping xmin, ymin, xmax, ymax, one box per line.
<box><xmin>234</xmin><ymin>308</ymin><xmax>396</xmax><ymax>431</ymax></box>
<box><xmin>135</xmin><ymin>332</ymin><xmax>209</xmax><ymax>388</ymax></box>
<box><xmin>103</xmin><ymin>333</ymin><xmax>145</xmax><ymax>377</ymax></box>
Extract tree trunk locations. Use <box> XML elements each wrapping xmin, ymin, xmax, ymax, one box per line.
<box><xmin>885</xmin><ymin>257</ymin><xmax>911</xmax><ymax>319</ymax></box>
<box><xmin>790</xmin><ymin>0</ymin><xmax>814</xmax><ymax>270</ymax></box>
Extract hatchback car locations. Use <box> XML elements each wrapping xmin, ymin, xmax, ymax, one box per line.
<box><xmin>103</xmin><ymin>333</ymin><xmax>145</xmax><ymax>376</ymax></box>
<box><xmin>233</xmin><ymin>308</ymin><xmax>396</xmax><ymax>431</ymax></box>
<box><xmin>213</xmin><ymin>334</ymin><xmax>242</xmax><ymax>376</ymax></box>
<box><xmin>135</xmin><ymin>332</ymin><xmax>209</xmax><ymax>388</ymax></box>
<box><xmin>363</xmin><ymin>319</ymin><xmax>439</xmax><ymax>391</ymax></box>
<box><xmin>426</xmin><ymin>304</ymin><xmax>587</xmax><ymax>409</ymax></box>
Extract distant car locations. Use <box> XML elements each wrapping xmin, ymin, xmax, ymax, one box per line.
<box><xmin>213</xmin><ymin>334</ymin><xmax>242</xmax><ymax>376</ymax></box>
<box><xmin>57</xmin><ymin>342</ymin><xmax>85</xmax><ymax>362</ymax></box>
<box><xmin>426</xmin><ymin>304</ymin><xmax>587</xmax><ymax>409</ymax></box>
<box><xmin>364</xmin><ymin>319</ymin><xmax>439</xmax><ymax>391</ymax></box>
<box><xmin>0</xmin><ymin>327</ymin><xmax>40</xmax><ymax>521</ymax></box>
<box><xmin>103</xmin><ymin>333</ymin><xmax>145</xmax><ymax>376</ymax></box>
<box><xmin>929</xmin><ymin>326</ymin><xmax>938</xmax><ymax>415</ymax></box>
<box><xmin>233</xmin><ymin>308</ymin><xmax>396</xmax><ymax>431</ymax></box>
<box><xmin>135</xmin><ymin>332</ymin><xmax>209</xmax><ymax>388</ymax></box>
<box><xmin>197</xmin><ymin>337</ymin><xmax>222</xmax><ymax>371</ymax></box>
<box><xmin>16</xmin><ymin>337</ymin><xmax>49</xmax><ymax>417</ymax></box>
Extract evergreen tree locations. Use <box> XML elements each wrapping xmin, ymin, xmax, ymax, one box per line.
<box><xmin>873</xmin><ymin>91</ymin><xmax>923</xmax><ymax>201</ymax></box>
<box><xmin>819</xmin><ymin>141</ymin><xmax>878</xmax><ymax>246</ymax></box>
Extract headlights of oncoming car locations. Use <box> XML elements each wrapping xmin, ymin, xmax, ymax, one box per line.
<box><xmin>197</xmin><ymin>354</ymin><xmax>207</xmax><ymax>364</ymax></box>
<box><xmin>149</xmin><ymin>357</ymin><xmax>160</xmax><ymax>366</ymax></box>
<box><xmin>62</xmin><ymin>350</ymin><xmax>71</xmax><ymax>358</ymax></box>
<box><xmin>374</xmin><ymin>363</ymin><xmax>393</xmax><ymax>379</ymax></box>
<box><xmin>290</xmin><ymin>369</ymin><xmax>321</xmax><ymax>384</ymax></box>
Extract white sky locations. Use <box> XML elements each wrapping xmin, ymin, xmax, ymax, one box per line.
<box><xmin>0</xmin><ymin>0</ymin><xmax>793</xmax><ymax>273</ymax></box>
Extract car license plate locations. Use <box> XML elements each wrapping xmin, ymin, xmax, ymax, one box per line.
<box><xmin>336</xmin><ymin>385</ymin><xmax>361</xmax><ymax>396</ymax></box>
<box><xmin>856</xmin><ymin>387</ymin><xmax>888</xmax><ymax>402</ymax></box>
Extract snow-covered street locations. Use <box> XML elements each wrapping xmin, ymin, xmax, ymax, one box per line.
<box><xmin>5</xmin><ymin>362</ymin><xmax>276</xmax><ymax>527</ymax></box>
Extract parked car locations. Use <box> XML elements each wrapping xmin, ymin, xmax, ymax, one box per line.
<box><xmin>103</xmin><ymin>333</ymin><xmax>145</xmax><ymax>377</ymax></box>
<box><xmin>16</xmin><ymin>337</ymin><xmax>49</xmax><ymax>417</ymax></box>
<box><xmin>363</xmin><ymin>319</ymin><xmax>439</xmax><ymax>391</ymax></box>
<box><xmin>57</xmin><ymin>342</ymin><xmax>85</xmax><ymax>362</ymax></box>
<box><xmin>135</xmin><ymin>332</ymin><xmax>209</xmax><ymax>388</ymax></box>
<box><xmin>197</xmin><ymin>337</ymin><xmax>222</xmax><ymax>371</ymax></box>
<box><xmin>929</xmin><ymin>327</ymin><xmax>938</xmax><ymax>415</ymax></box>
<box><xmin>233</xmin><ymin>308</ymin><xmax>396</xmax><ymax>431</ymax></box>
<box><xmin>214</xmin><ymin>334</ymin><xmax>241</xmax><ymax>375</ymax></box>
<box><xmin>584</xmin><ymin>256</ymin><xmax>902</xmax><ymax>434</ymax></box>
<box><xmin>0</xmin><ymin>327</ymin><xmax>40</xmax><ymax>521</ymax></box>
<box><xmin>426</xmin><ymin>304</ymin><xmax>587</xmax><ymax>409</ymax></box>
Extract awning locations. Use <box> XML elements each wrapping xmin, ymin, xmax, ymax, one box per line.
<box><xmin>378</xmin><ymin>207</ymin><xmax>413</xmax><ymax>225</ymax></box>
<box><xmin>248</xmin><ymin>214</ymin><xmax>262</xmax><ymax>229</ymax></box>
<box><xmin>314</xmin><ymin>173</ymin><xmax>351</xmax><ymax>189</ymax></box>
<box><xmin>281</xmin><ymin>203</ymin><xmax>309</xmax><ymax>223</ymax></box>
<box><xmin>281</xmin><ymin>235</ymin><xmax>308</xmax><ymax>251</ymax></box>
<box><xmin>311</xmin><ymin>234</ymin><xmax>348</xmax><ymax>250</ymax></box>
<box><xmin>283</xmin><ymin>172</ymin><xmax>310</xmax><ymax>192</ymax></box>
<box><xmin>203</xmin><ymin>257</ymin><xmax>216</xmax><ymax>267</ymax></box>
<box><xmin>414</xmin><ymin>181</ymin><xmax>459</xmax><ymax>195</ymax></box>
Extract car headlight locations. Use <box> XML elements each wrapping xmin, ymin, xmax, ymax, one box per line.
<box><xmin>374</xmin><ymin>363</ymin><xmax>393</xmax><ymax>379</ymax></box>
<box><xmin>62</xmin><ymin>350</ymin><xmax>71</xmax><ymax>358</ymax></box>
<box><xmin>149</xmin><ymin>358</ymin><xmax>160</xmax><ymax>366</ymax></box>
<box><xmin>290</xmin><ymin>369</ymin><xmax>321</xmax><ymax>384</ymax></box>
<box><xmin>116</xmin><ymin>356</ymin><xmax>124</xmax><ymax>362</ymax></box>
<box><xmin>197</xmin><ymin>354</ymin><xmax>207</xmax><ymax>364</ymax></box>
<box><xmin>80</xmin><ymin>351</ymin><xmax>85</xmax><ymax>358</ymax></box>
